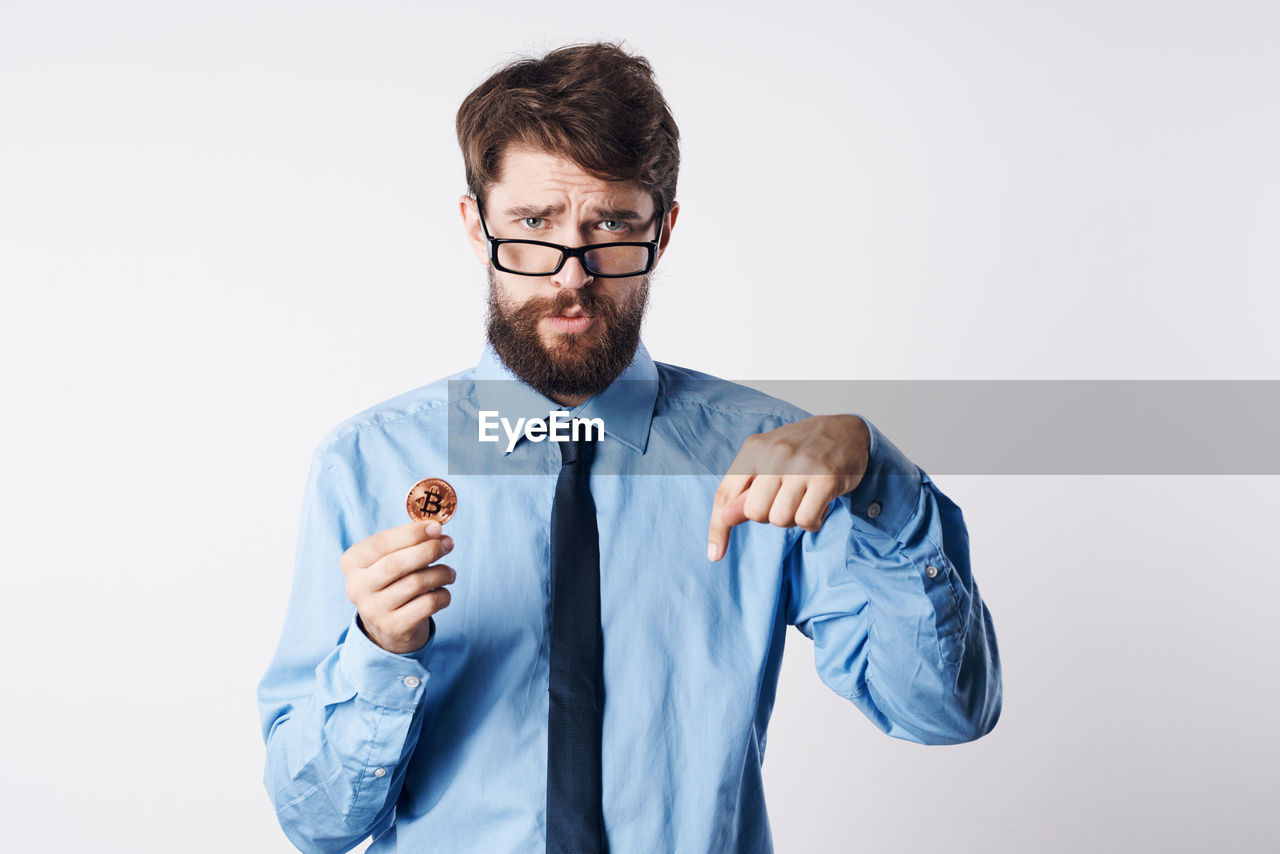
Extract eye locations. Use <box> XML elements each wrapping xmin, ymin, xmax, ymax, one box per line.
<box><xmin>600</xmin><ymin>220</ymin><xmax>626</xmax><ymax>233</ymax></box>
<box><xmin>521</xmin><ymin>217</ymin><xmax>544</xmax><ymax>229</ymax></box>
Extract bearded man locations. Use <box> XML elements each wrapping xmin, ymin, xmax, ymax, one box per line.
<box><xmin>259</xmin><ymin>41</ymin><xmax>1002</xmax><ymax>854</ymax></box>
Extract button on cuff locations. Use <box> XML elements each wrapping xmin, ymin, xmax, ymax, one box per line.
<box><xmin>845</xmin><ymin>415</ymin><xmax>924</xmax><ymax>540</ymax></box>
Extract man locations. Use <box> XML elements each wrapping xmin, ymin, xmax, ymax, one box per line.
<box><xmin>258</xmin><ymin>42</ymin><xmax>1001</xmax><ymax>854</ymax></box>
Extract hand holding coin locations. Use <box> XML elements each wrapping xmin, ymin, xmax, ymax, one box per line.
<box><xmin>340</xmin><ymin>517</ymin><xmax>456</xmax><ymax>655</ymax></box>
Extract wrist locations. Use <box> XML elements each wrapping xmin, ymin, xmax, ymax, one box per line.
<box><xmin>356</xmin><ymin>612</ymin><xmax>435</xmax><ymax>655</ymax></box>
<box><xmin>836</xmin><ymin>414</ymin><xmax>871</xmax><ymax>493</ymax></box>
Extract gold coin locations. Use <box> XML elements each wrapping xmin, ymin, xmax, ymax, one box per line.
<box><xmin>406</xmin><ymin>477</ymin><xmax>457</xmax><ymax>524</ymax></box>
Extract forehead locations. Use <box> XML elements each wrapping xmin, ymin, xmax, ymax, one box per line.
<box><xmin>491</xmin><ymin>145</ymin><xmax>652</xmax><ymax>213</ymax></box>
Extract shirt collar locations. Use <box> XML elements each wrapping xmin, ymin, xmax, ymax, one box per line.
<box><xmin>472</xmin><ymin>339</ymin><xmax>659</xmax><ymax>455</ymax></box>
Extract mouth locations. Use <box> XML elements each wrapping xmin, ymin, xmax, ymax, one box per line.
<box><xmin>544</xmin><ymin>312</ymin><xmax>596</xmax><ymax>334</ymax></box>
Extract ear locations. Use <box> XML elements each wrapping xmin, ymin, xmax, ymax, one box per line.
<box><xmin>656</xmin><ymin>201</ymin><xmax>679</xmax><ymax>263</ymax></box>
<box><xmin>459</xmin><ymin>194</ymin><xmax>490</xmax><ymax>267</ymax></box>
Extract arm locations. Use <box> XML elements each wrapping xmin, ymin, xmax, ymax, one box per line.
<box><xmin>783</xmin><ymin>416</ymin><xmax>1002</xmax><ymax>745</ymax></box>
<box><xmin>256</xmin><ymin>450</ymin><xmax>436</xmax><ymax>854</ymax></box>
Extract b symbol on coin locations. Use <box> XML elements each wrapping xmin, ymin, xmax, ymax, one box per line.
<box><xmin>406</xmin><ymin>478</ymin><xmax>457</xmax><ymax>524</ymax></box>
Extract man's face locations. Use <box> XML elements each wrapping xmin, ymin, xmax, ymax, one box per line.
<box><xmin>460</xmin><ymin>146</ymin><xmax>677</xmax><ymax>404</ymax></box>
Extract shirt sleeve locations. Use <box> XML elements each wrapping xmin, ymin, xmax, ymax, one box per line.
<box><xmin>256</xmin><ymin>448</ymin><xmax>437</xmax><ymax>854</ymax></box>
<box><xmin>782</xmin><ymin>415</ymin><xmax>1003</xmax><ymax>745</ymax></box>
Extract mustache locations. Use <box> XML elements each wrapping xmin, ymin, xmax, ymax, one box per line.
<box><xmin>518</xmin><ymin>288</ymin><xmax>615</xmax><ymax>320</ymax></box>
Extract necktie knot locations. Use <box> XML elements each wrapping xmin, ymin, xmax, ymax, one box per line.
<box><xmin>559</xmin><ymin>435</ymin><xmax>597</xmax><ymax>467</ymax></box>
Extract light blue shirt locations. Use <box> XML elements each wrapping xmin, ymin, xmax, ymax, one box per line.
<box><xmin>257</xmin><ymin>340</ymin><xmax>1002</xmax><ymax>853</ymax></box>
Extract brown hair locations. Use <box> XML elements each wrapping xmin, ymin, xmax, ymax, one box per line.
<box><xmin>456</xmin><ymin>42</ymin><xmax>680</xmax><ymax>215</ymax></box>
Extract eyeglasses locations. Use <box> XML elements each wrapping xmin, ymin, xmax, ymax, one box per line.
<box><xmin>475</xmin><ymin>197</ymin><xmax>664</xmax><ymax>278</ymax></box>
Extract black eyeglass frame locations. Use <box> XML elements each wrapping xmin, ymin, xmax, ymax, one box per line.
<box><xmin>474</xmin><ymin>196</ymin><xmax>665</xmax><ymax>278</ymax></box>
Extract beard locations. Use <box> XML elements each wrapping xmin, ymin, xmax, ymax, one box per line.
<box><xmin>484</xmin><ymin>267</ymin><xmax>650</xmax><ymax>402</ymax></box>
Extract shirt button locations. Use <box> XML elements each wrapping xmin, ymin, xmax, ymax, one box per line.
<box><xmin>403</xmin><ymin>676</ymin><xmax>420</xmax><ymax>688</ymax></box>
<box><xmin>374</xmin><ymin>767</ymin><xmax>387</xmax><ymax>778</ymax></box>
<box><xmin>926</xmin><ymin>565</ymin><xmax>939</xmax><ymax>578</ymax></box>
<box><xmin>866</xmin><ymin>501</ymin><xmax>882</xmax><ymax>519</ymax></box>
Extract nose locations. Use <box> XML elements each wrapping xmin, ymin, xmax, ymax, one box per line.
<box><xmin>550</xmin><ymin>254</ymin><xmax>593</xmax><ymax>290</ymax></box>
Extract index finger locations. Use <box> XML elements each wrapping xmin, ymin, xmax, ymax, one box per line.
<box><xmin>708</xmin><ymin>437</ymin><xmax>767</xmax><ymax>562</ymax></box>
<box><xmin>707</xmin><ymin>472</ymin><xmax>752</xmax><ymax>562</ymax></box>
<box><xmin>342</xmin><ymin>520</ymin><xmax>443</xmax><ymax>572</ymax></box>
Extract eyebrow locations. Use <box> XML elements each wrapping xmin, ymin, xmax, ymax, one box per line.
<box><xmin>501</xmin><ymin>203</ymin><xmax>644</xmax><ymax>222</ymax></box>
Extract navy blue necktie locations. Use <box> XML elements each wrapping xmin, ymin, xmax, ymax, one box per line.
<box><xmin>547</xmin><ymin>435</ymin><xmax>606</xmax><ymax>853</ymax></box>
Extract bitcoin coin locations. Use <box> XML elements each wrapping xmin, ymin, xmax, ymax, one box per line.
<box><xmin>406</xmin><ymin>477</ymin><xmax>457</xmax><ymax>524</ymax></box>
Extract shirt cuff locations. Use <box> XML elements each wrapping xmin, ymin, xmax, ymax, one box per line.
<box><xmin>844</xmin><ymin>414</ymin><xmax>924</xmax><ymax>541</ymax></box>
<box><xmin>338</xmin><ymin>611</ymin><xmax>434</xmax><ymax>710</ymax></box>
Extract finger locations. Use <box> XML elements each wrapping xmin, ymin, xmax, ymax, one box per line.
<box><xmin>708</xmin><ymin>473</ymin><xmax>752</xmax><ymax>562</ymax></box>
<box><xmin>767</xmin><ymin>476</ymin><xmax>808</xmax><ymax>528</ymax></box>
<box><xmin>375</xmin><ymin>564</ymin><xmax>457</xmax><ymax>612</ymax></box>
<box><xmin>720</xmin><ymin>492</ymin><xmax>749</xmax><ymax>528</ymax></box>
<box><xmin>742</xmin><ymin>474</ymin><xmax>783</xmax><ymax>523</ymax></box>
<box><xmin>363</xmin><ymin>535</ymin><xmax>455</xmax><ymax>593</ymax></box>
<box><xmin>794</xmin><ymin>483</ymin><xmax>836</xmax><ymax>532</ymax></box>
<box><xmin>373</xmin><ymin>586</ymin><xmax>452</xmax><ymax>650</ymax></box>
<box><xmin>708</xmin><ymin>435</ymin><xmax>771</xmax><ymax>562</ymax></box>
<box><xmin>342</xmin><ymin>519</ymin><xmax>443</xmax><ymax>574</ymax></box>
<box><xmin>395</xmin><ymin>585</ymin><xmax>452</xmax><ymax>623</ymax></box>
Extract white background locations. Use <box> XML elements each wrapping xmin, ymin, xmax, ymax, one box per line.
<box><xmin>2</xmin><ymin>1</ymin><xmax>1277</xmax><ymax>851</ymax></box>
